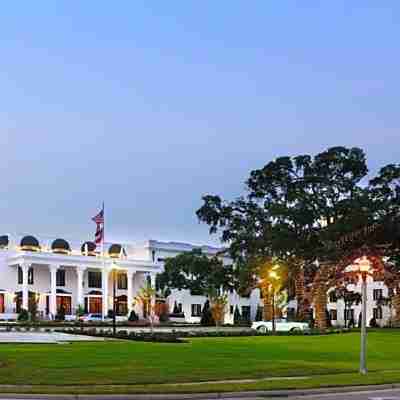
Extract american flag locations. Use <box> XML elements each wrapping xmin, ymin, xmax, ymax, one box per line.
<box><xmin>94</xmin><ymin>224</ymin><xmax>104</xmax><ymax>245</ymax></box>
<box><xmin>92</xmin><ymin>206</ymin><xmax>104</xmax><ymax>245</ymax></box>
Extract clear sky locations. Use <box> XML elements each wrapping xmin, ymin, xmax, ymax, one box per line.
<box><xmin>1</xmin><ymin>2</ymin><xmax>399</xmax><ymax>246</ymax></box>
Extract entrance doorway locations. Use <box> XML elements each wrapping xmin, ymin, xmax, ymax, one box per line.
<box><xmin>0</xmin><ymin>293</ymin><xmax>4</xmax><ymax>313</ymax></box>
<box><xmin>85</xmin><ymin>297</ymin><xmax>102</xmax><ymax>314</ymax></box>
<box><xmin>116</xmin><ymin>295</ymin><xmax>128</xmax><ymax>316</ymax></box>
<box><xmin>57</xmin><ymin>296</ymin><xmax>72</xmax><ymax>315</ymax></box>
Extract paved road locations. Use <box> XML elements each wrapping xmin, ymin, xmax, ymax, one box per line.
<box><xmin>289</xmin><ymin>388</ymin><xmax>400</xmax><ymax>400</ymax></box>
<box><xmin>1</xmin><ymin>388</ymin><xmax>400</xmax><ymax>400</ymax></box>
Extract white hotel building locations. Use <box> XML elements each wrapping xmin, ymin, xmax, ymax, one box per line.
<box><xmin>0</xmin><ymin>233</ymin><xmax>394</xmax><ymax>326</ymax></box>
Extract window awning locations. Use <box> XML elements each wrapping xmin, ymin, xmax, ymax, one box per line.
<box><xmin>86</xmin><ymin>290</ymin><xmax>102</xmax><ymax>296</ymax></box>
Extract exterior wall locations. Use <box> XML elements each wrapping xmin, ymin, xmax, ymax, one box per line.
<box><xmin>0</xmin><ymin>235</ymin><xmax>395</xmax><ymax>326</ymax></box>
<box><xmin>327</xmin><ymin>278</ymin><xmax>393</xmax><ymax>328</ymax></box>
<box><xmin>287</xmin><ymin>278</ymin><xmax>394</xmax><ymax>328</ymax></box>
<box><xmin>0</xmin><ymin>234</ymin><xmax>160</xmax><ymax>321</ymax></box>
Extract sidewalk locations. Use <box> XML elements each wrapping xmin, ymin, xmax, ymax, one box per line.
<box><xmin>0</xmin><ymin>331</ymin><xmax>105</xmax><ymax>343</ymax></box>
<box><xmin>0</xmin><ymin>383</ymin><xmax>400</xmax><ymax>400</ymax></box>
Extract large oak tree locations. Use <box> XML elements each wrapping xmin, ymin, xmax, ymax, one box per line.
<box><xmin>196</xmin><ymin>146</ymin><xmax>400</xmax><ymax>323</ymax></box>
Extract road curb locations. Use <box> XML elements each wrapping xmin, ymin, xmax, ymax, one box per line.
<box><xmin>1</xmin><ymin>383</ymin><xmax>400</xmax><ymax>400</ymax></box>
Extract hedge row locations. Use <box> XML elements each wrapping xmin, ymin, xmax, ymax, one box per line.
<box><xmin>56</xmin><ymin>328</ymin><xmax>186</xmax><ymax>343</ymax></box>
<box><xmin>56</xmin><ymin>327</ymin><xmax>354</xmax><ymax>341</ymax></box>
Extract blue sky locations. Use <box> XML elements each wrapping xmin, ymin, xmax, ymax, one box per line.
<box><xmin>1</xmin><ymin>2</ymin><xmax>399</xmax><ymax>245</ymax></box>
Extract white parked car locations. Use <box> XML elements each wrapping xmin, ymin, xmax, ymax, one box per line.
<box><xmin>251</xmin><ymin>319</ymin><xmax>309</xmax><ymax>333</ymax></box>
<box><xmin>79</xmin><ymin>313</ymin><xmax>110</xmax><ymax>323</ymax></box>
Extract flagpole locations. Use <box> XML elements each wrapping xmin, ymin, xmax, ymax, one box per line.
<box><xmin>102</xmin><ymin>201</ymin><xmax>105</xmax><ymax>258</ymax></box>
<box><xmin>102</xmin><ymin>201</ymin><xmax>106</xmax><ymax>321</ymax></box>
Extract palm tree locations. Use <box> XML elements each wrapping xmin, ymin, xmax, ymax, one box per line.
<box><xmin>134</xmin><ymin>280</ymin><xmax>156</xmax><ymax>333</ymax></box>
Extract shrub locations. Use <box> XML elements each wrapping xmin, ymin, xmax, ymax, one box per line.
<box><xmin>55</xmin><ymin>305</ymin><xmax>66</xmax><ymax>321</ymax></box>
<box><xmin>75</xmin><ymin>305</ymin><xmax>85</xmax><ymax>318</ymax></box>
<box><xmin>128</xmin><ymin>310</ymin><xmax>139</xmax><ymax>322</ymax></box>
<box><xmin>86</xmin><ymin>328</ymin><xmax>97</xmax><ymax>336</ymax></box>
<box><xmin>200</xmin><ymin>300</ymin><xmax>215</xmax><ymax>326</ymax></box>
<box><xmin>17</xmin><ymin>309</ymin><xmax>29</xmax><ymax>322</ymax></box>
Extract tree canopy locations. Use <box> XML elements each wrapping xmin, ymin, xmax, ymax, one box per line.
<box><xmin>196</xmin><ymin>146</ymin><xmax>400</xmax><ymax>283</ymax></box>
<box><xmin>157</xmin><ymin>249</ymin><xmax>235</xmax><ymax>296</ymax></box>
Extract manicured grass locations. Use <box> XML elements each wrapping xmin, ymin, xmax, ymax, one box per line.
<box><xmin>0</xmin><ymin>330</ymin><xmax>399</xmax><ymax>394</ymax></box>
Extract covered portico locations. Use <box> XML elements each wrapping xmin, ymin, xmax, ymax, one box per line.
<box><xmin>7</xmin><ymin>250</ymin><xmax>160</xmax><ymax>319</ymax></box>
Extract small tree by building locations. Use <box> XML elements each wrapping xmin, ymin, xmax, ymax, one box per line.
<box><xmin>155</xmin><ymin>301</ymin><xmax>169</xmax><ymax>323</ymax></box>
<box><xmin>17</xmin><ymin>308</ymin><xmax>29</xmax><ymax>322</ymax></box>
<box><xmin>210</xmin><ymin>293</ymin><xmax>228</xmax><ymax>327</ymax></box>
<box><xmin>134</xmin><ymin>281</ymin><xmax>157</xmax><ymax>332</ymax></box>
<box><xmin>76</xmin><ymin>304</ymin><xmax>85</xmax><ymax>318</ymax></box>
<box><xmin>28</xmin><ymin>295</ymin><xmax>39</xmax><ymax>322</ymax></box>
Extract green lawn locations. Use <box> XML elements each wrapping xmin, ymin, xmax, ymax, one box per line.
<box><xmin>0</xmin><ymin>330</ymin><xmax>400</xmax><ymax>394</ymax></box>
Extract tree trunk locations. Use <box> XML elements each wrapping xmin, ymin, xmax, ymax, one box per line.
<box><xmin>263</xmin><ymin>291</ymin><xmax>273</xmax><ymax>321</ymax></box>
<box><xmin>314</xmin><ymin>286</ymin><xmax>327</xmax><ymax>332</ymax></box>
<box><xmin>295</xmin><ymin>269</ymin><xmax>306</xmax><ymax>320</ymax></box>
<box><xmin>313</xmin><ymin>267</ymin><xmax>328</xmax><ymax>332</ymax></box>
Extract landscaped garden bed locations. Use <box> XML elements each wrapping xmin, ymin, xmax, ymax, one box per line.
<box><xmin>54</xmin><ymin>325</ymin><xmax>355</xmax><ymax>342</ymax></box>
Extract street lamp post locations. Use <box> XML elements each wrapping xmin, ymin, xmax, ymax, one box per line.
<box><xmin>268</xmin><ymin>266</ymin><xmax>280</xmax><ymax>335</ymax></box>
<box><xmin>271</xmin><ymin>285</ymin><xmax>276</xmax><ymax>334</ymax></box>
<box><xmin>112</xmin><ymin>268</ymin><xmax>117</xmax><ymax>336</ymax></box>
<box><xmin>347</xmin><ymin>256</ymin><xmax>372</xmax><ymax>375</ymax></box>
<box><xmin>358</xmin><ymin>257</ymin><xmax>371</xmax><ymax>375</ymax></box>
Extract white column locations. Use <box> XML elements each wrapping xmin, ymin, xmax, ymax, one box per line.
<box><xmin>49</xmin><ymin>265</ymin><xmax>58</xmax><ymax>318</ymax></box>
<box><xmin>102</xmin><ymin>268</ymin><xmax>109</xmax><ymax>318</ymax></box>
<box><xmin>76</xmin><ymin>266</ymin><xmax>86</xmax><ymax>310</ymax></box>
<box><xmin>127</xmin><ymin>270</ymin><xmax>135</xmax><ymax>316</ymax></box>
<box><xmin>21</xmin><ymin>263</ymin><xmax>30</xmax><ymax>311</ymax></box>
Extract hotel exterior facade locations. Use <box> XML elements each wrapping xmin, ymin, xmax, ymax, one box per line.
<box><xmin>0</xmin><ymin>233</ymin><xmax>395</xmax><ymax>327</ymax></box>
<box><xmin>0</xmin><ymin>234</ymin><xmax>160</xmax><ymax>320</ymax></box>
